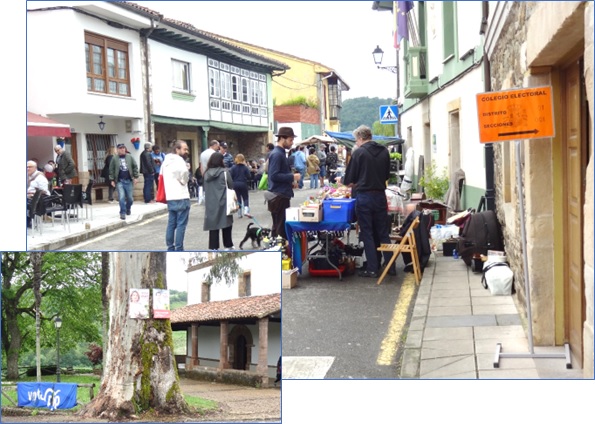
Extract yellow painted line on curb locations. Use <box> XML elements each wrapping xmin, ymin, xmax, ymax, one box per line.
<box><xmin>376</xmin><ymin>273</ymin><xmax>417</xmax><ymax>366</ymax></box>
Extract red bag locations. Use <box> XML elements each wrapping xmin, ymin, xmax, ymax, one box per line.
<box><xmin>156</xmin><ymin>174</ymin><xmax>166</xmax><ymax>203</ymax></box>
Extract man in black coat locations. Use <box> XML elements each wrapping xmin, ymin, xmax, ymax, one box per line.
<box><xmin>139</xmin><ymin>142</ymin><xmax>156</xmax><ymax>203</ymax></box>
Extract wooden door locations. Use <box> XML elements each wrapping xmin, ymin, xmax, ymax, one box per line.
<box><xmin>563</xmin><ymin>58</ymin><xmax>587</xmax><ymax>366</ymax></box>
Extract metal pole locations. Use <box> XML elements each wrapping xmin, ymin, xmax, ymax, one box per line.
<box><xmin>56</xmin><ymin>328</ymin><xmax>61</xmax><ymax>383</ymax></box>
<box><xmin>493</xmin><ymin>140</ymin><xmax>571</xmax><ymax>368</ymax></box>
<box><xmin>515</xmin><ymin>140</ymin><xmax>535</xmax><ymax>353</ymax></box>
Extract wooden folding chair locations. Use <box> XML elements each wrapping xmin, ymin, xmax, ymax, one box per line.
<box><xmin>376</xmin><ymin>216</ymin><xmax>421</xmax><ymax>285</ymax></box>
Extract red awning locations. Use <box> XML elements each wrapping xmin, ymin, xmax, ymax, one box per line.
<box><xmin>27</xmin><ymin>112</ymin><xmax>71</xmax><ymax>137</ymax></box>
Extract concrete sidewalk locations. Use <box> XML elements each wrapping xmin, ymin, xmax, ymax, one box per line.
<box><xmin>400</xmin><ymin>253</ymin><xmax>585</xmax><ymax>379</ymax></box>
<box><xmin>27</xmin><ymin>200</ymin><xmax>168</xmax><ymax>251</ymax></box>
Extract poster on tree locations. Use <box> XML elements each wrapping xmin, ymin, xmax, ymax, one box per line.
<box><xmin>129</xmin><ymin>289</ymin><xmax>149</xmax><ymax>319</ymax></box>
<box><xmin>153</xmin><ymin>289</ymin><xmax>171</xmax><ymax>319</ymax></box>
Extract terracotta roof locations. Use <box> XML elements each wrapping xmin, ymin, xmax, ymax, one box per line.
<box><xmin>171</xmin><ymin>293</ymin><xmax>280</xmax><ymax>323</ymax></box>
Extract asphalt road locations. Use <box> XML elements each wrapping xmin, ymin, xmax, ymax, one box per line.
<box><xmin>282</xmin><ymin>259</ymin><xmax>415</xmax><ymax>379</ymax></box>
<box><xmin>66</xmin><ymin>188</ymin><xmax>317</xmax><ymax>251</ymax></box>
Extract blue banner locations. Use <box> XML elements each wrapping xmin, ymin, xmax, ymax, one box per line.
<box><xmin>17</xmin><ymin>382</ymin><xmax>78</xmax><ymax>410</ymax></box>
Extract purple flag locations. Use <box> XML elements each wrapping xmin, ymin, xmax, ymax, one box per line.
<box><xmin>396</xmin><ymin>1</ymin><xmax>414</xmax><ymax>47</ymax></box>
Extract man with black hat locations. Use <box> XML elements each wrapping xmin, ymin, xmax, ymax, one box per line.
<box><xmin>109</xmin><ymin>143</ymin><xmax>139</xmax><ymax>220</ymax></box>
<box><xmin>265</xmin><ymin>127</ymin><xmax>301</xmax><ymax>239</ymax></box>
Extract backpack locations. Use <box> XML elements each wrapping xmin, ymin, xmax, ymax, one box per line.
<box><xmin>457</xmin><ymin>210</ymin><xmax>504</xmax><ymax>266</ymax></box>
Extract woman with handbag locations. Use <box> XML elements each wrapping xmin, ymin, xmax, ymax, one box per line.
<box><xmin>203</xmin><ymin>152</ymin><xmax>235</xmax><ymax>250</ymax></box>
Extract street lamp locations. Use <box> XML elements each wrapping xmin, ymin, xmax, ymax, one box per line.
<box><xmin>54</xmin><ymin>316</ymin><xmax>62</xmax><ymax>382</ymax></box>
<box><xmin>97</xmin><ymin>116</ymin><xmax>106</xmax><ymax>131</ymax></box>
<box><xmin>372</xmin><ymin>45</ymin><xmax>398</xmax><ymax>73</ymax></box>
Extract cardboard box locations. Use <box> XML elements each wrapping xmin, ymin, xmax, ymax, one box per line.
<box><xmin>299</xmin><ymin>205</ymin><xmax>322</xmax><ymax>222</ymax></box>
<box><xmin>282</xmin><ymin>268</ymin><xmax>298</xmax><ymax>289</ymax></box>
<box><xmin>286</xmin><ymin>207</ymin><xmax>300</xmax><ymax>222</ymax></box>
<box><xmin>323</xmin><ymin>198</ymin><xmax>356</xmax><ymax>223</ymax></box>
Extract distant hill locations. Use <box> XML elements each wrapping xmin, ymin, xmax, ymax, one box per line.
<box><xmin>340</xmin><ymin>97</ymin><xmax>394</xmax><ymax>132</ymax></box>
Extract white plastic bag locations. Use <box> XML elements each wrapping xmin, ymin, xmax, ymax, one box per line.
<box><xmin>481</xmin><ymin>262</ymin><xmax>514</xmax><ymax>295</ymax></box>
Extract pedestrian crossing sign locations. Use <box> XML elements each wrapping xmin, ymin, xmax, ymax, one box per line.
<box><xmin>379</xmin><ymin>105</ymin><xmax>398</xmax><ymax>124</ymax></box>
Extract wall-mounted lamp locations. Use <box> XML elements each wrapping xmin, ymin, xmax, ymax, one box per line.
<box><xmin>372</xmin><ymin>45</ymin><xmax>398</xmax><ymax>74</ymax></box>
<box><xmin>98</xmin><ymin>116</ymin><xmax>106</xmax><ymax>131</ymax></box>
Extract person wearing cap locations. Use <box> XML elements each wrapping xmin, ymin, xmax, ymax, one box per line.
<box><xmin>265</xmin><ymin>127</ymin><xmax>301</xmax><ymax>239</ymax></box>
<box><xmin>219</xmin><ymin>142</ymin><xmax>234</xmax><ymax>168</ymax></box>
<box><xmin>54</xmin><ymin>144</ymin><xmax>77</xmax><ymax>186</ymax></box>
<box><xmin>162</xmin><ymin>140</ymin><xmax>191</xmax><ymax>251</ymax></box>
<box><xmin>139</xmin><ymin>142</ymin><xmax>156</xmax><ymax>203</ymax></box>
<box><xmin>109</xmin><ymin>143</ymin><xmax>139</xmax><ymax>220</ymax></box>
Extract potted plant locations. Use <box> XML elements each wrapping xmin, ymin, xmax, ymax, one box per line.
<box><xmin>419</xmin><ymin>161</ymin><xmax>449</xmax><ymax>201</ymax></box>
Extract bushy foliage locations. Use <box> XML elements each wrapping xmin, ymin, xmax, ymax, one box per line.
<box><xmin>419</xmin><ymin>162</ymin><xmax>450</xmax><ymax>201</ymax></box>
<box><xmin>278</xmin><ymin>96</ymin><xmax>318</xmax><ymax>109</ymax></box>
<box><xmin>84</xmin><ymin>343</ymin><xmax>103</xmax><ymax>367</ymax></box>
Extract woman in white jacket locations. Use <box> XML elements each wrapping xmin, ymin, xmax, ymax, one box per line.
<box><xmin>162</xmin><ymin>140</ymin><xmax>191</xmax><ymax>251</ymax></box>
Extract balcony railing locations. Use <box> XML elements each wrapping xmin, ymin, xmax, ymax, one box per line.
<box><xmin>404</xmin><ymin>46</ymin><xmax>428</xmax><ymax>99</ymax></box>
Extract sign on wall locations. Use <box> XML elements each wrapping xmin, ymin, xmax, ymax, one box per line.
<box><xmin>476</xmin><ymin>86</ymin><xmax>555</xmax><ymax>143</ymax></box>
<box><xmin>129</xmin><ymin>289</ymin><xmax>150</xmax><ymax>319</ymax></box>
<box><xmin>153</xmin><ymin>289</ymin><xmax>171</xmax><ymax>319</ymax></box>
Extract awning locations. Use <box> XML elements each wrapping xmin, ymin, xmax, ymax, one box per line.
<box><xmin>324</xmin><ymin>131</ymin><xmax>404</xmax><ymax>149</ymax></box>
<box><xmin>27</xmin><ymin>112</ymin><xmax>71</xmax><ymax>137</ymax></box>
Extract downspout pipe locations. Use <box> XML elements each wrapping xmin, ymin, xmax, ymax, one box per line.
<box><xmin>141</xmin><ymin>19</ymin><xmax>159</xmax><ymax>145</ymax></box>
<box><xmin>481</xmin><ymin>1</ymin><xmax>496</xmax><ymax>212</ymax></box>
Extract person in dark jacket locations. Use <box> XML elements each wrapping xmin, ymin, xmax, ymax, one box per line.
<box><xmin>203</xmin><ymin>152</ymin><xmax>235</xmax><ymax>250</ymax></box>
<box><xmin>230</xmin><ymin>154</ymin><xmax>252</xmax><ymax>218</ymax></box>
<box><xmin>343</xmin><ymin>125</ymin><xmax>393</xmax><ymax>278</ymax></box>
<box><xmin>54</xmin><ymin>144</ymin><xmax>77</xmax><ymax>185</ymax></box>
<box><xmin>109</xmin><ymin>143</ymin><xmax>139</xmax><ymax>220</ymax></box>
<box><xmin>139</xmin><ymin>142</ymin><xmax>156</xmax><ymax>203</ymax></box>
<box><xmin>266</xmin><ymin>127</ymin><xmax>301</xmax><ymax>239</ymax></box>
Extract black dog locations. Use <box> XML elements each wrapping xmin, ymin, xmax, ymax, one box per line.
<box><xmin>239</xmin><ymin>223</ymin><xmax>271</xmax><ymax>249</ymax></box>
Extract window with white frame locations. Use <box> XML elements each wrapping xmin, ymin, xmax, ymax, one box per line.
<box><xmin>85</xmin><ymin>32</ymin><xmax>130</xmax><ymax>96</ymax></box>
<box><xmin>172</xmin><ymin>59</ymin><xmax>191</xmax><ymax>92</ymax></box>
<box><xmin>209</xmin><ymin>60</ymin><xmax>268</xmax><ymax>118</ymax></box>
<box><xmin>209</xmin><ymin>68</ymin><xmax>220</xmax><ymax>97</ymax></box>
<box><xmin>221</xmin><ymin>72</ymin><xmax>231</xmax><ymax>101</ymax></box>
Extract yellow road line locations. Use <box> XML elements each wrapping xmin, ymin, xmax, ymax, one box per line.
<box><xmin>376</xmin><ymin>273</ymin><xmax>417</xmax><ymax>366</ymax></box>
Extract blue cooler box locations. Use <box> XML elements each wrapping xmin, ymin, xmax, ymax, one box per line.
<box><xmin>323</xmin><ymin>198</ymin><xmax>356</xmax><ymax>223</ymax></box>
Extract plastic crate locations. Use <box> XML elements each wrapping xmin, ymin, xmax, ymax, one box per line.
<box><xmin>323</xmin><ymin>198</ymin><xmax>356</xmax><ymax>223</ymax></box>
<box><xmin>308</xmin><ymin>262</ymin><xmax>346</xmax><ymax>277</ymax></box>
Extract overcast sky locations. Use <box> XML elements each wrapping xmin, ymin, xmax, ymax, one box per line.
<box><xmin>135</xmin><ymin>1</ymin><xmax>398</xmax><ymax>100</ymax></box>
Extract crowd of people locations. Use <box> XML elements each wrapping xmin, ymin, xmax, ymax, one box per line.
<box><xmin>29</xmin><ymin>126</ymin><xmax>400</xmax><ymax>265</ymax></box>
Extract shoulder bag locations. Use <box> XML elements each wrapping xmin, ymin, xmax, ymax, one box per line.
<box><xmin>224</xmin><ymin>171</ymin><xmax>239</xmax><ymax>215</ymax></box>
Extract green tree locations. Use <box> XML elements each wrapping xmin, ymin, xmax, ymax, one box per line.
<box><xmin>1</xmin><ymin>252</ymin><xmax>102</xmax><ymax>380</ymax></box>
<box><xmin>340</xmin><ymin>97</ymin><xmax>394</xmax><ymax>131</ymax></box>
<box><xmin>372</xmin><ymin>121</ymin><xmax>396</xmax><ymax>137</ymax></box>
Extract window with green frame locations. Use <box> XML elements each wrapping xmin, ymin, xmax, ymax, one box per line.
<box><xmin>442</xmin><ymin>2</ymin><xmax>455</xmax><ymax>61</ymax></box>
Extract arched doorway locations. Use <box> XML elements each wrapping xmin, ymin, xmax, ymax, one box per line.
<box><xmin>228</xmin><ymin>325</ymin><xmax>253</xmax><ymax>371</ymax></box>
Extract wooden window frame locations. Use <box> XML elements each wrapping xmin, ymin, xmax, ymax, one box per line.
<box><xmin>85</xmin><ymin>32</ymin><xmax>130</xmax><ymax>97</ymax></box>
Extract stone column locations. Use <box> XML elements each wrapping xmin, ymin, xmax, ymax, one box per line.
<box><xmin>256</xmin><ymin>317</ymin><xmax>269</xmax><ymax>378</ymax></box>
<box><xmin>190</xmin><ymin>324</ymin><xmax>199</xmax><ymax>369</ymax></box>
<box><xmin>219</xmin><ymin>320</ymin><xmax>229</xmax><ymax>370</ymax></box>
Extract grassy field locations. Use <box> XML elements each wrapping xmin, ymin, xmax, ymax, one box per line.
<box><xmin>1</xmin><ymin>374</ymin><xmax>218</xmax><ymax>414</ymax></box>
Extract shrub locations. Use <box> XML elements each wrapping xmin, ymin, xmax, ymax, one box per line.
<box><xmin>84</xmin><ymin>343</ymin><xmax>103</xmax><ymax>368</ymax></box>
<box><xmin>419</xmin><ymin>162</ymin><xmax>449</xmax><ymax>201</ymax></box>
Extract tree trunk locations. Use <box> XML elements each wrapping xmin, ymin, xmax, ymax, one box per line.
<box><xmin>79</xmin><ymin>252</ymin><xmax>189</xmax><ymax>420</ymax></box>
<box><xmin>101</xmin><ymin>252</ymin><xmax>109</xmax><ymax>368</ymax></box>
<box><xmin>5</xmin><ymin>311</ymin><xmax>22</xmax><ymax>380</ymax></box>
<box><xmin>32</xmin><ymin>252</ymin><xmax>43</xmax><ymax>382</ymax></box>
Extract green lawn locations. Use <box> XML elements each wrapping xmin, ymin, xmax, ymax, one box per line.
<box><xmin>1</xmin><ymin>374</ymin><xmax>218</xmax><ymax>414</ymax></box>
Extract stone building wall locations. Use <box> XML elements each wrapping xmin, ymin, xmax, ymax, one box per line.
<box><xmin>488</xmin><ymin>1</ymin><xmax>594</xmax><ymax>376</ymax></box>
